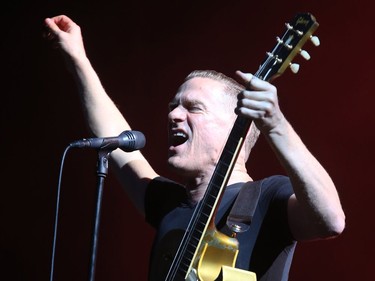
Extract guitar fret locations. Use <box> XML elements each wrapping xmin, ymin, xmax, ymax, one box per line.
<box><xmin>193</xmin><ymin>223</ymin><xmax>204</xmax><ymax>233</ymax></box>
<box><xmin>187</xmin><ymin>249</ymin><xmax>195</xmax><ymax>255</ymax></box>
<box><xmin>208</xmin><ymin>193</ymin><xmax>216</xmax><ymax>200</ymax></box>
<box><xmin>209</xmin><ymin>191</ymin><xmax>220</xmax><ymax>199</ymax></box>
<box><xmin>180</xmin><ymin>263</ymin><xmax>188</xmax><ymax>274</ymax></box>
<box><xmin>202</xmin><ymin>208</ymin><xmax>210</xmax><ymax>214</ymax></box>
<box><xmin>191</xmin><ymin>236</ymin><xmax>200</xmax><ymax>243</ymax></box>
<box><xmin>209</xmin><ymin>182</ymin><xmax>221</xmax><ymax>194</ymax></box>
<box><xmin>220</xmin><ymin>150</ymin><xmax>236</xmax><ymax>164</ymax></box>
<box><xmin>215</xmin><ymin>163</ymin><xmax>228</xmax><ymax>175</ymax></box>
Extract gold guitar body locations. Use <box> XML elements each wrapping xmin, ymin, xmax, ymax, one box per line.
<box><xmin>188</xmin><ymin>224</ymin><xmax>256</xmax><ymax>281</ymax></box>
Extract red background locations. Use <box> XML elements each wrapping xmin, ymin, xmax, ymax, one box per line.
<box><xmin>1</xmin><ymin>0</ymin><xmax>373</xmax><ymax>280</ymax></box>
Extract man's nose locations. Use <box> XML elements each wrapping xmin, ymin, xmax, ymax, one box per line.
<box><xmin>168</xmin><ymin>106</ymin><xmax>186</xmax><ymax>122</ymax></box>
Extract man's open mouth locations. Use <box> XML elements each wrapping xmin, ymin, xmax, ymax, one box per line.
<box><xmin>170</xmin><ymin>131</ymin><xmax>188</xmax><ymax>146</ymax></box>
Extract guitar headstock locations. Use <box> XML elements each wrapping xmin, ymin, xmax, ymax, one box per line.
<box><xmin>256</xmin><ymin>12</ymin><xmax>319</xmax><ymax>82</ymax></box>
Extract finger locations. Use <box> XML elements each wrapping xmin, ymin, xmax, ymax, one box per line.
<box><xmin>44</xmin><ymin>18</ymin><xmax>61</xmax><ymax>34</ymax></box>
<box><xmin>42</xmin><ymin>19</ymin><xmax>56</xmax><ymax>41</ymax></box>
<box><xmin>236</xmin><ymin>70</ymin><xmax>276</xmax><ymax>92</ymax></box>
<box><xmin>236</xmin><ymin>70</ymin><xmax>264</xmax><ymax>90</ymax></box>
<box><xmin>235</xmin><ymin>70</ymin><xmax>253</xmax><ymax>86</ymax></box>
<box><xmin>235</xmin><ymin>106</ymin><xmax>267</xmax><ymax>120</ymax></box>
<box><xmin>237</xmin><ymin>93</ymin><xmax>272</xmax><ymax>112</ymax></box>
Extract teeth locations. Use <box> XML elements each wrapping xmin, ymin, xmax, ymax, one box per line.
<box><xmin>174</xmin><ymin>132</ymin><xmax>187</xmax><ymax>138</ymax></box>
<box><xmin>171</xmin><ymin>131</ymin><xmax>188</xmax><ymax>146</ymax></box>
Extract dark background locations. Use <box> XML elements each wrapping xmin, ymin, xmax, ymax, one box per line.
<box><xmin>1</xmin><ymin>0</ymin><xmax>373</xmax><ymax>280</ymax></box>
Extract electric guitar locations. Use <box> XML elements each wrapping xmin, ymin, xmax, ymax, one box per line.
<box><xmin>164</xmin><ymin>12</ymin><xmax>320</xmax><ymax>281</ymax></box>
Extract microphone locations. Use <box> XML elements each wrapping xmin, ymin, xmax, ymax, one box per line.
<box><xmin>69</xmin><ymin>130</ymin><xmax>146</xmax><ymax>152</ymax></box>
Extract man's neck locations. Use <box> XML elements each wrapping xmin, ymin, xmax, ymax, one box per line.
<box><xmin>184</xmin><ymin>168</ymin><xmax>252</xmax><ymax>203</ymax></box>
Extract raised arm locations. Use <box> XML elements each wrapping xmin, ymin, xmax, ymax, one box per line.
<box><xmin>235</xmin><ymin>71</ymin><xmax>345</xmax><ymax>241</ymax></box>
<box><xmin>44</xmin><ymin>15</ymin><xmax>158</xmax><ymax>216</ymax></box>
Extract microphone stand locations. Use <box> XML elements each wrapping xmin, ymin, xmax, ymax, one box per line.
<box><xmin>88</xmin><ymin>148</ymin><xmax>111</xmax><ymax>281</ymax></box>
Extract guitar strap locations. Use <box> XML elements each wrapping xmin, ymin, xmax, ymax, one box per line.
<box><xmin>226</xmin><ymin>180</ymin><xmax>262</xmax><ymax>233</ymax></box>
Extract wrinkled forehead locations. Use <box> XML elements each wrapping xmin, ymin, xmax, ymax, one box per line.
<box><xmin>171</xmin><ymin>77</ymin><xmax>231</xmax><ymax>103</ymax></box>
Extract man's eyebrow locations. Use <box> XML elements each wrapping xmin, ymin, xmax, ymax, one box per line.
<box><xmin>186</xmin><ymin>99</ymin><xmax>206</xmax><ymax>108</ymax></box>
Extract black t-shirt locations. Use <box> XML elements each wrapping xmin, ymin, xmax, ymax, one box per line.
<box><xmin>145</xmin><ymin>175</ymin><xmax>296</xmax><ymax>281</ymax></box>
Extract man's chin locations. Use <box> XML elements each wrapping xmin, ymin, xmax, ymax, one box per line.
<box><xmin>167</xmin><ymin>158</ymin><xmax>181</xmax><ymax>171</ymax></box>
<box><xmin>167</xmin><ymin>158</ymin><xmax>189</xmax><ymax>175</ymax></box>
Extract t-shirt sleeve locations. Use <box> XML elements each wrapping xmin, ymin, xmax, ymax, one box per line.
<box><xmin>248</xmin><ymin>175</ymin><xmax>296</xmax><ymax>279</ymax></box>
<box><xmin>261</xmin><ymin>175</ymin><xmax>295</xmax><ymax>241</ymax></box>
<box><xmin>145</xmin><ymin>176</ymin><xmax>187</xmax><ymax>229</ymax></box>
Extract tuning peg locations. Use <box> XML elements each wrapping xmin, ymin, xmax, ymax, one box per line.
<box><xmin>290</xmin><ymin>63</ymin><xmax>300</xmax><ymax>74</ymax></box>
<box><xmin>300</xmin><ymin>50</ymin><xmax>311</xmax><ymax>60</ymax></box>
<box><xmin>310</xmin><ymin>35</ymin><xmax>320</xmax><ymax>46</ymax></box>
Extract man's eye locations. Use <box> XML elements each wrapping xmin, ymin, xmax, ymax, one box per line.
<box><xmin>188</xmin><ymin>106</ymin><xmax>202</xmax><ymax>112</ymax></box>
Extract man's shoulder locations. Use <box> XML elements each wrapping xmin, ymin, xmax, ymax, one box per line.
<box><xmin>145</xmin><ymin>176</ymin><xmax>188</xmax><ymax>228</ymax></box>
<box><xmin>258</xmin><ymin>175</ymin><xmax>290</xmax><ymax>185</ymax></box>
<box><xmin>255</xmin><ymin>175</ymin><xmax>292</xmax><ymax>193</ymax></box>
